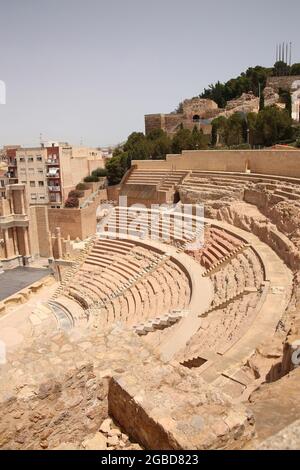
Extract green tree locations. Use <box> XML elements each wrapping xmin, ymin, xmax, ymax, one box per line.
<box><xmin>279</xmin><ymin>89</ymin><xmax>292</xmax><ymax>117</ymax></box>
<box><xmin>290</xmin><ymin>63</ymin><xmax>300</xmax><ymax>76</ymax></box>
<box><xmin>123</xmin><ymin>132</ymin><xmax>152</xmax><ymax>162</ymax></box>
<box><xmin>188</xmin><ymin>126</ymin><xmax>208</xmax><ymax>150</ymax></box>
<box><xmin>254</xmin><ymin>106</ymin><xmax>293</xmax><ymax>146</ymax></box>
<box><xmin>147</xmin><ymin>129</ymin><xmax>172</xmax><ymax>159</ymax></box>
<box><xmin>171</xmin><ymin>127</ymin><xmax>192</xmax><ymax>153</ymax></box>
<box><xmin>200</xmin><ymin>65</ymin><xmax>272</xmax><ymax>107</ymax></box>
<box><xmin>259</xmin><ymin>88</ymin><xmax>265</xmax><ymax>111</ymax></box>
<box><xmin>211</xmin><ymin>116</ymin><xmax>228</xmax><ymax>146</ymax></box>
<box><xmin>225</xmin><ymin>113</ymin><xmax>244</xmax><ymax>146</ymax></box>
<box><xmin>105</xmin><ymin>152</ymin><xmax>129</xmax><ymax>185</ymax></box>
<box><xmin>273</xmin><ymin>61</ymin><xmax>290</xmax><ymax>76</ymax></box>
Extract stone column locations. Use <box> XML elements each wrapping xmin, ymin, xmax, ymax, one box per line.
<box><xmin>23</xmin><ymin>227</ymin><xmax>30</xmax><ymax>257</ymax></box>
<box><xmin>4</xmin><ymin>229</ymin><xmax>10</xmax><ymax>258</ymax></box>
<box><xmin>13</xmin><ymin>227</ymin><xmax>19</xmax><ymax>256</ymax></box>
<box><xmin>48</xmin><ymin>232</ymin><xmax>54</xmax><ymax>258</ymax></box>
<box><xmin>20</xmin><ymin>191</ymin><xmax>26</xmax><ymax>214</ymax></box>
<box><xmin>55</xmin><ymin>227</ymin><xmax>63</xmax><ymax>259</ymax></box>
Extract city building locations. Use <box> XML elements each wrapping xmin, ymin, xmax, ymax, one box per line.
<box><xmin>13</xmin><ymin>142</ymin><xmax>105</xmax><ymax>208</ymax></box>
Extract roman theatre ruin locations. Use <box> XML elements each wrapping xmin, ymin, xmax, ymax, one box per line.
<box><xmin>0</xmin><ymin>149</ymin><xmax>300</xmax><ymax>450</ymax></box>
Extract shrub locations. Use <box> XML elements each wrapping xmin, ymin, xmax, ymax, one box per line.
<box><xmin>64</xmin><ymin>196</ymin><xmax>79</xmax><ymax>208</ymax></box>
<box><xmin>91</xmin><ymin>167</ymin><xmax>107</xmax><ymax>178</ymax></box>
<box><xmin>295</xmin><ymin>139</ymin><xmax>300</xmax><ymax>148</ymax></box>
<box><xmin>230</xmin><ymin>143</ymin><xmax>252</xmax><ymax>150</ymax></box>
<box><xmin>76</xmin><ymin>182</ymin><xmax>88</xmax><ymax>191</ymax></box>
<box><xmin>84</xmin><ymin>175</ymin><xmax>99</xmax><ymax>183</ymax></box>
<box><xmin>68</xmin><ymin>189</ymin><xmax>84</xmax><ymax>199</ymax></box>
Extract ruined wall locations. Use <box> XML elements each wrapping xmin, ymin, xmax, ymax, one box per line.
<box><xmin>267</xmin><ymin>75</ymin><xmax>300</xmax><ymax>92</ymax></box>
<box><xmin>145</xmin><ymin>98</ymin><xmax>217</xmax><ymax>136</ymax></box>
<box><xmin>48</xmin><ymin>197</ymin><xmax>99</xmax><ymax>240</ymax></box>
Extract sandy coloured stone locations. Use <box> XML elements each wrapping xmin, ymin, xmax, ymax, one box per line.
<box><xmin>107</xmin><ymin>435</ymin><xmax>119</xmax><ymax>446</ymax></box>
<box><xmin>82</xmin><ymin>433</ymin><xmax>107</xmax><ymax>450</ymax></box>
<box><xmin>108</xmin><ymin>428</ymin><xmax>121</xmax><ymax>437</ymax></box>
<box><xmin>99</xmin><ymin>418</ymin><xmax>112</xmax><ymax>434</ymax></box>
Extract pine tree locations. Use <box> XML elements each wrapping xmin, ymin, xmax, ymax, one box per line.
<box><xmin>259</xmin><ymin>87</ymin><xmax>265</xmax><ymax>111</ymax></box>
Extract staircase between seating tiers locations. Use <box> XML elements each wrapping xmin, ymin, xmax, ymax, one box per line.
<box><xmin>133</xmin><ymin>309</ymin><xmax>190</xmax><ymax>336</ymax></box>
<box><xmin>50</xmin><ymin>234</ymin><xmax>98</xmax><ymax>301</ymax></box>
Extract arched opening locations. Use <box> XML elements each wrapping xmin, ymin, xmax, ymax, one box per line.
<box><xmin>192</xmin><ymin>115</ymin><xmax>200</xmax><ymax>123</ymax></box>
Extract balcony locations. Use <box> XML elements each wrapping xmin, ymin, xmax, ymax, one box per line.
<box><xmin>47</xmin><ymin>169</ymin><xmax>60</xmax><ymax>178</ymax></box>
<box><xmin>48</xmin><ymin>185</ymin><xmax>61</xmax><ymax>192</ymax></box>
<box><xmin>46</xmin><ymin>159</ymin><xmax>60</xmax><ymax>166</ymax></box>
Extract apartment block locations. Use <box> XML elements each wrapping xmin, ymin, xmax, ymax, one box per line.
<box><xmin>11</xmin><ymin>142</ymin><xmax>105</xmax><ymax>208</ymax></box>
<box><xmin>16</xmin><ymin>147</ymin><xmax>49</xmax><ymax>205</ymax></box>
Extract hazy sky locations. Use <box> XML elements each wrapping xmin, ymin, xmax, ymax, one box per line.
<box><xmin>0</xmin><ymin>0</ymin><xmax>299</xmax><ymax>147</ymax></box>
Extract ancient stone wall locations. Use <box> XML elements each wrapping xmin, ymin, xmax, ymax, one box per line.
<box><xmin>48</xmin><ymin>196</ymin><xmax>100</xmax><ymax>240</ymax></box>
<box><xmin>267</xmin><ymin>75</ymin><xmax>300</xmax><ymax>92</ymax></box>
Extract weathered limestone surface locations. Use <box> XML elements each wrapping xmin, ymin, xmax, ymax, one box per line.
<box><xmin>0</xmin><ymin>326</ymin><xmax>151</xmax><ymax>450</ymax></box>
<box><xmin>258</xmin><ymin>419</ymin><xmax>300</xmax><ymax>450</ymax></box>
<box><xmin>249</xmin><ymin>368</ymin><xmax>300</xmax><ymax>446</ymax></box>
<box><xmin>0</xmin><ymin>321</ymin><xmax>255</xmax><ymax>450</ymax></box>
<box><xmin>109</xmin><ymin>364</ymin><xmax>255</xmax><ymax>450</ymax></box>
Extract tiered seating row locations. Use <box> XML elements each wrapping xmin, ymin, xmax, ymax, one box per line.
<box><xmin>126</xmin><ymin>170</ymin><xmax>188</xmax><ymax>189</ymax></box>
<box><xmin>183</xmin><ymin>247</ymin><xmax>264</xmax><ymax>359</ymax></box>
<box><xmin>186</xmin><ymin>226</ymin><xmax>245</xmax><ymax>270</ymax></box>
<box><xmin>55</xmin><ymin>238</ymin><xmax>191</xmax><ymax>328</ymax></box>
<box><xmin>102</xmin><ymin>206</ymin><xmax>204</xmax><ymax>246</ymax></box>
<box><xmin>179</xmin><ymin>171</ymin><xmax>300</xmax><ymax>204</ymax></box>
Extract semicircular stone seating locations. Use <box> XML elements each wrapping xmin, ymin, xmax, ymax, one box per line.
<box><xmin>101</xmin><ymin>205</ymin><xmax>204</xmax><ymax>249</ymax></box>
<box><xmin>49</xmin><ymin>237</ymin><xmax>191</xmax><ymax>329</ymax></box>
<box><xmin>98</xmin><ymin>205</ymin><xmax>269</xmax><ymax>361</ymax></box>
<box><xmin>180</xmin><ymin>224</ymin><xmax>267</xmax><ymax>362</ymax></box>
<box><xmin>179</xmin><ymin>170</ymin><xmax>300</xmax><ymax>206</ymax></box>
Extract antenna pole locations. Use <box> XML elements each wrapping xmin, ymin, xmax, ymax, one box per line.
<box><xmin>279</xmin><ymin>43</ymin><xmax>281</xmax><ymax>62</ymax></box>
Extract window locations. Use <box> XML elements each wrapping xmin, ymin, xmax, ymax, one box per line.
<box><xmin>31</xmin><ymin>194</ymin><xmax>37</xmax><ymax>200</ymax></box>
<box><xmin>38</xmin><ymin>181</ymin><xmax>44</xmax><ymax>187</ymax></box>
<box><xmin>36</xmin><ymin>156</ymin><xmax>42</xmax><ymax>161</ymax></box>
<box><xmin>21</xmin><ymin>181</ymin><xmax>26</xmax><ymax>184</ymax></box>
<box><xmin>28</xmin><ymin>157</ymin><xmax>34</xmax><ymax>162</ymax></box>
<box><xmin>39</xmin><ymin>195</ymin><xmax>45</xmax><ymax>200</ymax></box>
<box><xmin>19</xmin><ymin>157</ymin><xmax>25</xmax><ymax>162</ymax></box>
<box><xmin>30</xmin><ymin>181</ymin><xmax>35</xmax><ymax>187</ymax></box>
<box><xmin>28</xmin><ymin>167</ymin><xmax>34</xmax><ymax>172</ymax></box>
